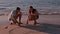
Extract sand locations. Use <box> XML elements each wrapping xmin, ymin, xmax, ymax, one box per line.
<box><xmin>0</xmin><ymin>15</ymin><xmax>49</xmax><ymax>34</ymax></box>
<box><xmin>0</xmin><ymin>24</ymin><xmax>50</xmax><ymax>34</ymax></box>
<box><xmin>0</xmin><ymin>13</ymin><xmax>60</xmax><ymax>34</ymax></box>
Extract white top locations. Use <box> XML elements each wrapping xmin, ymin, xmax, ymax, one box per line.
<box><xmin>8</xmin><ymin>10</ymin><xmax>18</xmax><ymax>21</ymax></box>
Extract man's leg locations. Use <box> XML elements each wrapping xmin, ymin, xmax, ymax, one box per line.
<box><xmin>18</xmin><ymin>15</ymin><xmax>22</xmax><ymax>26</ymax></box>
<box><xmin>11</xmin><ymin>16</ymin><xmax>18</xmax><ymax>25</ymax></box>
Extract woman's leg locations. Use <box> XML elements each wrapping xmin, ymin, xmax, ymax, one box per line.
<box><xmin>34</xmin><ymin>20</ymin><xmax>37</xmax><ymax>25</ymax></box>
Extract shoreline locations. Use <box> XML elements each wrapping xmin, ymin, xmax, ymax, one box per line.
<box><xmin>0</xmin><ymin>14</ymin><xmax>60</xmax><ymax>25</ymax></box>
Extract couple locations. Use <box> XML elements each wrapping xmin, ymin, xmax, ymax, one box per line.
<box><xmin>9</xmin><ymin>6</ymin><xmax>39</xmax><ymax>26</ymax></box>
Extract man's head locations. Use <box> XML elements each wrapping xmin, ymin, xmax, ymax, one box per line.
<box><xmin>16</xmin><ymin>7</ymin><xmax>20</xmax><ymax>12</ymax></box>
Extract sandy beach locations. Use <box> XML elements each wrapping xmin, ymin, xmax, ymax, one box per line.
<box><xmin>0</xmin><ymin>13</ymin><xmax>60</xmax><ymax>34</ymax></box>
<box><xmin>0</xmin><ymin>0</ymin><xmax>60</xmax><ymax>34</ymax></box>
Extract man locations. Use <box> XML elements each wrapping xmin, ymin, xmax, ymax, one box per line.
<box><xmin>8</xmin><ymin>7</ymin><xmax>22</xmax><ymax>26</ymax></box>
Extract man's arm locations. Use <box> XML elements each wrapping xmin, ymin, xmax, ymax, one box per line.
<box><xmin>18</xmin><ymin>12</ymin><xmax>22</xmax><ymax>23</ymax></box>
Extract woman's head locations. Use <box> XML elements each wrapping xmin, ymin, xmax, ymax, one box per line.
<box><xmin>29</xmin><ymin>6</ymin><xmax>33</xmax><ymax>13</ymax></box>
<box><xmin>30</xmin><ymin>6</ymin><xmax>33</xmax><ymax>9</ymax></box>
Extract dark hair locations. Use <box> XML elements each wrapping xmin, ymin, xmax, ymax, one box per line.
<box><xmin>30</xmin><ymin>6</ymin><xmax>33</xmax><ymax>8</ymax></box>
<box><xmin>16</xmin><ymin>7</ymin><xmax>20</xmax><ymax>10</ymax></box>
<box><xmin>32</xmin><ymin>9</ymin><xmax>36</xmax><ymax>14</ymax></box>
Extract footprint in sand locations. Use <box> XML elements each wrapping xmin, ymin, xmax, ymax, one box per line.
<box><xmin>4</xmin><ymin>26</ymin><xmax>8</xmax><ymax>29</ymax></box>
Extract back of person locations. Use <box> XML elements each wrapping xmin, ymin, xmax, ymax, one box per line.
<box><xmin>31</xmin><ymin>9</ymin><xmax>39</xmax><ymax>20</ymax></box>
<box><xmin>8</xmin><ymin>10</ymin><xmax>18</xmax><ymax>21</ymax></box>
<box><xmin>12</xmin><ymin>10</ymin><xmax>18</xmax><ymax>17</ymax></box>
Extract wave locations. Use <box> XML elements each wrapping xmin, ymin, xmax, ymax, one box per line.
<box><xmin>0</xmin><ymin>14</ymin><xmax>5</xmax><ymax>16</ymax></box>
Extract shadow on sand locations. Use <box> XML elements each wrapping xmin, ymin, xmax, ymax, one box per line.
<box><xmin>21</xmin><ymin>23</ymin><xmax>60</xmax><ymax>34</ymax></box>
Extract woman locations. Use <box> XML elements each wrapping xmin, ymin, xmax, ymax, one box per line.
<box><xmin>27</xmin><ymin>6</ymin><xmax>39</xmax><ymax>25</ymax></box>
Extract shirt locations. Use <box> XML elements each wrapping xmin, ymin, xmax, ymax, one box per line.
<box><xmin>8</xmin><ymin>10</ymin><xmax>18</xmax><ymax>21</ymax></box>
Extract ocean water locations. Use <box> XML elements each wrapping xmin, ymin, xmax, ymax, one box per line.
<box><xmin>0</xmin><ymin>0</ymin><xmax>60</xmax><ymax>13</ymax></box>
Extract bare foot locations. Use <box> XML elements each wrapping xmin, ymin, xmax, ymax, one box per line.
<box><xmin>18</xmin><ymin>23</ymin><xmax>21</xmax><ymax>26</ymax></box>
<box><xmin>20</xmin><ymin>23</ymin><xmax>23</xmax><ymax>24</ymax></box>
<box><xmin>34</xmin><ymin>22</ymin><xmax>37</xmax><ymax>25</ymax></box>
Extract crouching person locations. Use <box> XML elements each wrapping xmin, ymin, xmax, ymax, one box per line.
<box><xmin>8</xmin><ymin>7</ymin><xmax>22</xmax><ymax>26</ymax></box>
<box><xmin>27</xmin><ymin>6</ymin><xmax>39</xmax><ymax>25</ymax></box>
